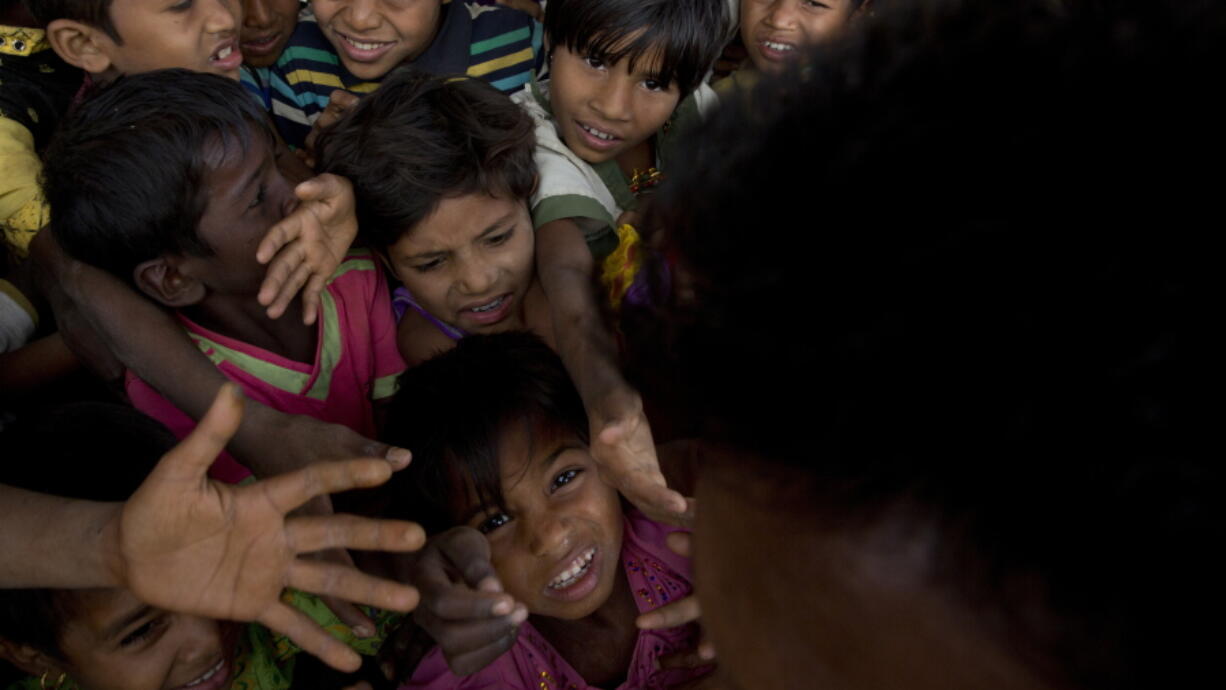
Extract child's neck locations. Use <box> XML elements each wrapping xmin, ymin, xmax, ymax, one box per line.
<box><xmin>530</xmin><ymin>566</ymin><xmax>640</xmax><ymax>688</ymax></box>
<box><xmin>185</xmin><ymin>294</ymin><xmax>318</xmax><ymax>365</ymax></box>
<box><xmin>615</xmin><ymin>138</ymin><xmax>656</xmax><ymax>181</ymax></box>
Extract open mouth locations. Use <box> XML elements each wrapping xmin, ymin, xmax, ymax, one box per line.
<box><xmin>756</xmin><ymin>38</ymin><xmax>800</xmax><ymax>63</ymax></box>
<box><xmin>549</xmin><ymin>547</ymin><xmax>596</xmax><ymax>590</ymax></box>
<box><xmin>470</xmin><ymin>295</ymin><xmax>507</xmax><ymax>313</ymax></box>
<box><xmin>209</xmin><ymin>41</ymin><xmax>243</xmax><ymax>71</ymax></box>
<box><xmin>334</xmin><ymin>30</ymin><xmax>395</xmax><ymax>61</ymax></box>
<box><xmin>176</xmin><ymin>657</ymin><xmax>227</xmax><ymax>690</ymax></box>
<box><xmin>241</xmin><ymin>32</ymin><xmax>282</xmax><ymax>55</ymax></box>
<box><xmin>461</xmin><ymin>293</ymin><xmax>515</xmax><ymax>327</ymax></box>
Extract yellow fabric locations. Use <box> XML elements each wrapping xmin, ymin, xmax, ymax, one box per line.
<box><xmin>0</xmin><ymin>116</ymin><xmax>47</xmax><ymax>256</ymax></box>
<box><xmin>600</xmin><ymin>224</ymin><xmax>644</xmax><ymax>313</ymax></box>
<box><xmin>0</xmin><ymin>26</ymin><xmax>49</xmax><ymax>57</ymax></box>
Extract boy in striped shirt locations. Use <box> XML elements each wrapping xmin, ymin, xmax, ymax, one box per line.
<box><xmin>256</xmin><ymin>0</ymin><xmax>542</xmax><ymax>148</ymax></box>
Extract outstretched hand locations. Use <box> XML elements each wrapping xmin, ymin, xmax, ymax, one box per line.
<box><xmin>257</xmin><ymin>173</ymin><xmax>359</xmax><ymax>325</ymax></box>
<box><xmin>412</xmin><ymin>527</ymin><xmax>528</xmax><ymax>676</ymax></box>
<box><xmin>116</xmin><ymin>384</ymin><xmax>426</xmax><ymax>672</ymax></box>
<box><xmin>590</xmin><ymin>391</ymin><xmax>689</xmax><ymax>524</ymax></box>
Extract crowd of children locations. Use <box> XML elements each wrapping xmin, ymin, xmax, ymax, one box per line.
<box><xmin>1</xmin><ymin>0</ymin><xmax>1220</xmax><ymax>689</ymax></box>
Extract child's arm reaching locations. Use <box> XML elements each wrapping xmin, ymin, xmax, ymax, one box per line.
<box><xmin>29</xmin><ymin>175</ymin><xmax>394</xmax><ymax>472</ymax></box>
<box><xmin>0</xmin><ymin>385</ymin><xmax>426</xmax><ymax>672</ymax></box>
<box><xmin>536</xmin><ymin>218</ymin><xmax>689</xmax><ymax>523</ymax></box>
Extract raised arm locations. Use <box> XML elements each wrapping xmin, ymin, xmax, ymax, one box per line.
<box><xmin>1</xmin><ymin>385</ymin><xmax>425</xmax><ymax>671</ymax></box>
<box><xmin>535</xmin><ymin>218</ymin><xmax>687</xmax><ymax>522</ymax></box>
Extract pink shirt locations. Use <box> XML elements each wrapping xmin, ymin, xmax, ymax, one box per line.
<box><xmin>127</xmin><ymin>250</ymin><xmax>404</xmax><ymax>483</ymax></box>
<box><xmin>403</xmin><ymin>510</ymin><xmax>707</xmax><ymax>690</ymax></box>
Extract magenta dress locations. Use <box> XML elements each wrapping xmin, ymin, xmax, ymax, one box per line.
<box><xmin>402</xmin><ymin>510</ymin><xmax>706</xmax><ymax>689</ymax></box>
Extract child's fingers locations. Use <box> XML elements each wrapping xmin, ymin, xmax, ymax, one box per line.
<box><xmin>148</xmin><ymin>384</ymin><xmax>244</xmax><ymax>484</ymax></box>
<box><xmin>615</xmin><ymin>473</ymin><xmax>690</xmax><ymax>526</ymax></box>
<box><xmin>260</xmin><ymin>457</ymin><xmax>396</xmax><ymax>514</ymax></box>
<box><xmin>438</xmin><ymin>623</ymin><xmax>523</xmax><ymax>676</ymax></box>
<box><xmin>414</xmin><ymin>603</ymin><xmax>526</xmax><ymax>657</ymax></box>
<box><xmin>264</xmin><ymin>260</ymin><xmax>313</xmax><ymax>321</ymax></box>
<box><xmin>286</xmin><ymin>514</ymin><xmax>426</xmax><ymax>555</ymax></box>
<box><xmin>260</xmin><ymin>602</ymin><xmax>363</xmax><ymax>672</ymax></box>
<box><xmin>288</xmin><ymin>557</ymin><xmax>421</xmax><ymax>614</ymax></box>
<box><xmin>665</xmin><ymin>530</ymin><xmax>693</xmax><ymax>558</ymax></box>
<box><xmin>636</xmin><ymin>594</ymin><xmax>701</xmax><ymax>630</ymax></box>
<box><xmin>300</xmin><ymin>272</ymin><xmax>328</xmax><ymax>326</ymax></box>
<box><xmin>655</xmin><ymin>644</ymin><xmax>716</xmax><ymax>671</ymax></box>
<box><xmin>256</xmin><ymin>213</ymin><xmax>304</xmax><ymax>265</ymax></box>
<box><xmin>434</xmin><ymin>527</ymin><xmax>503</xmax><ymax>590</ymax></box>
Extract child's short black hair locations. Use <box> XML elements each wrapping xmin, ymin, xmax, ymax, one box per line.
<box><xmin>544</xmin><ymin>0</ymin><xmax>729</xmax><ymax>95</ymax></box>
<box><xmin>23</xmin><ymin>0</ymin><xmax>119</xmax><ymax>41</ymax></box>
<box><xmin>381</xmin><ymin>333</ymin><xmax>588</xmax><ymax>534</ymax></box>
<box><xmin>0</xmin><ymin>404</ymin><xmax>177</xmax><ymax>658</ymax></box>
<box><xmin>41</xmin><ymin>69</ymin><xmax>272</xmax><ymax>281</ymax></box>
<box><xmin>316</xmin><ymin>71</ymin><xmax>537</xmax><ymax>253</ymax></box>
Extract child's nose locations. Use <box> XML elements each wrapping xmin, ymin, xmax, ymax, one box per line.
<box><xmin>245</xmin><ymin>0</ymin><xmax>273</xmax><ymax>28</ymax></box>
<box><xmin>526</xmin><ymin>514</ymin><xmax>571</xmax><ymax>558</ymax></box>
<box><xmin>346</xmin><ymin>0</ymin><xmax>382</xmax><ymax>32</ymax></box>
<box><xmin>455</xmin><ymin>255</ymin><xmax>498</xmax><ymax>296</ymax></box>
<box><xmin>207</xmin><ymin>0</ymin><xmax>239</xmax><ymax>34</ymax></box>
<box><xmin>764</xmin><ymin>0</ymin><xmax>799</xmax><ymax>29</ymax></box>
<box><xmin>591</xmin><ymin>78</ymin><xmax>634</xmax><ymax>122</ymax></box>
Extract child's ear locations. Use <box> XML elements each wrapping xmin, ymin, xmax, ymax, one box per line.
<box><xmin>0</xmin><ymin>638</ymin><xmax>63</xmax><ymax>679</ymax></box>
<box><xmin>134</xmin><ymin>259</ymin><xmax>207</xmax><ymax>308</ymax></box>
<box><xmin>45</xmin><ymin>19</ymin><xmax>115</xmax><ymax>75</ymax></box>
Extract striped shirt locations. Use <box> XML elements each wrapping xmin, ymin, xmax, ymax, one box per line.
<box><xmin>247</xmin><ymin>1</ymin><xmax>542</xmax><ymax>148</ymax></box>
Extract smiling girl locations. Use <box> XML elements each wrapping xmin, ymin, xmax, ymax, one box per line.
<box><xmin>381</xmin><ymin>333</ymin><xmax>705</xmax><ymax>689</ymax></box>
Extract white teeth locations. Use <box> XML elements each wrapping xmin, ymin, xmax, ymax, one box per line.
<box><xmin>470</xmin><ymin>296</ymin><xmax>505</xmax><ymax>313</ymax></box>
<box><xmin>549</xmin><ymin>548</ymin><xmax>595</xmax><ymax>590</ymax></box>
<box><xmin>581</xmin><ymin>124</ymin><xmax>616</xmax><ymax>141</ymax></box>
<box><xmin>214</xmin><ymin>45</ymin><xmax>232</xmax><ymax>60</ymax></box>
<box><xmin>763</xmin><ymin>40</ymin><xmax>795</xmax><ymax>52</ymax></box>
<box><xmin>345</xmin><ymin>35</ymin><xmax>385</xmax><ymax>51</ymax></box>
<box><xmin>183</xmin><ymin>658</ymin><xmax>223</xmax><ymax>687</ymax></box>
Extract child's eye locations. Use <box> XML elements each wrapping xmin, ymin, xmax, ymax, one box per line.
<box><xmin>642</xmin><ymin>78</ymin><xmax>668</xmax><ymax>92</ymax></box>
<box><xmin>583</xmin><ymin>55</ymin><xmax>607</xmax><ymax>69</ymax></box>
<box><xmin>248</xmin><ymin>185</ymin><xmax>265</xmax><ymax>210</ymax></box>
<box><xmin>486</xmin><ymin>229</ymin><xmax>513</xmax><ymax>247</ymax></box>
<box><xmin>478</xmin><ymin>512</ymin><xmax>512</xmax><ymax>534</ymax></box>
<box><xmin>169</xmin><ymin>0</ymin><xmax>193</xmax><ymax>12</ymax></box>
<box><xmin>120</xmin><ymin>616</ymin><xmax>165</xmax><ymax>648</ymax></box>
<box><xmin>412</xmin><ymin>258</ymin><xmax>444</xmax><ymax>273</ymax></box>
<box><xmin>551</xmin><ymin>468</ymin><xmax>581</xmax><ymax>491</ymax></box>
<box><xmin>802</xmin><ymin>0</ymin><xmax>832</xmax><ymax>9</ymax></box>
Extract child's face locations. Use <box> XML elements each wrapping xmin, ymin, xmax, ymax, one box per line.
<box><xmin>547</xmin><ymin>44</ymin><xmax>682</xmax><ymax>167</ymax></box>
<box><xmin>311</xmin><ymin>0</ymin><xmax>443</xmax><ymax>80</ymax></box>
<box><xmin>55</xmin><ymin>588</ymin><xmax>236</xmax><ymax>690</ymax></box>
<box><xmin>241</xmin><ymin>0</ymin><xmax>302</xmax><ymax>67</ymax></box>
<box><xmin>740</xmin><ymin>0</ymin><xmax>855</xmax><ymax>73</ymax></box>
<box><xmin>384</xmin><ymin>193</ymin><xmax>535</xmax><ymax>334</ymax></box>
<box><xmin>99</xmin><ymin>0</ymin><xmax>244</xmax><ymax>78</ymax></box>
<box><xmin>180</xmin><ymin>131</ymin><xmax>297</xmax><ymax>297</ymax></box>
<box><xmin>461</xmin><ymin>424</ymin><xmax>624</xmax><ymax>621</ymax></box>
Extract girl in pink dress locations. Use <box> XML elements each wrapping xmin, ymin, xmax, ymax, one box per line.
<box><xmin>382</xmin><ymin>332</ymin><xmax>708</xmax><ymax>689</ymax></box>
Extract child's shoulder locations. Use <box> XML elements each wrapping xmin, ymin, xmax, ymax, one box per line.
<box><xmin>440</xmin><ymin>2</ymin><xmax>543</xmax><ymax>93</ymax></box>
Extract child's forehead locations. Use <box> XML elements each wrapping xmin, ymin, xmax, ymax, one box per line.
<box><xmin>580</xmin><ymin>29</ymin><xmax>670</xmax><ymax>72</ymax></box>
<box><xmin>58</xmin><ymin>588</ymin><xmax>148</xmax><ymax>642</ymax></box>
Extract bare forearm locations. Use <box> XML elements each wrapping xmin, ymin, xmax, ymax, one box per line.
<box><xmin>535</xmin><ymin>219</ymin><xmax>629</xmax><ymax>409</ymax></box>
<box><xmin>30</xmin><ymin>229</ymin><xmax>303</xmax><ymax>473</ymax></box>
<box><xmin>0</xmin><ymin>484</ymin><xmax>122</xmax><ymax>589</ymax></box>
